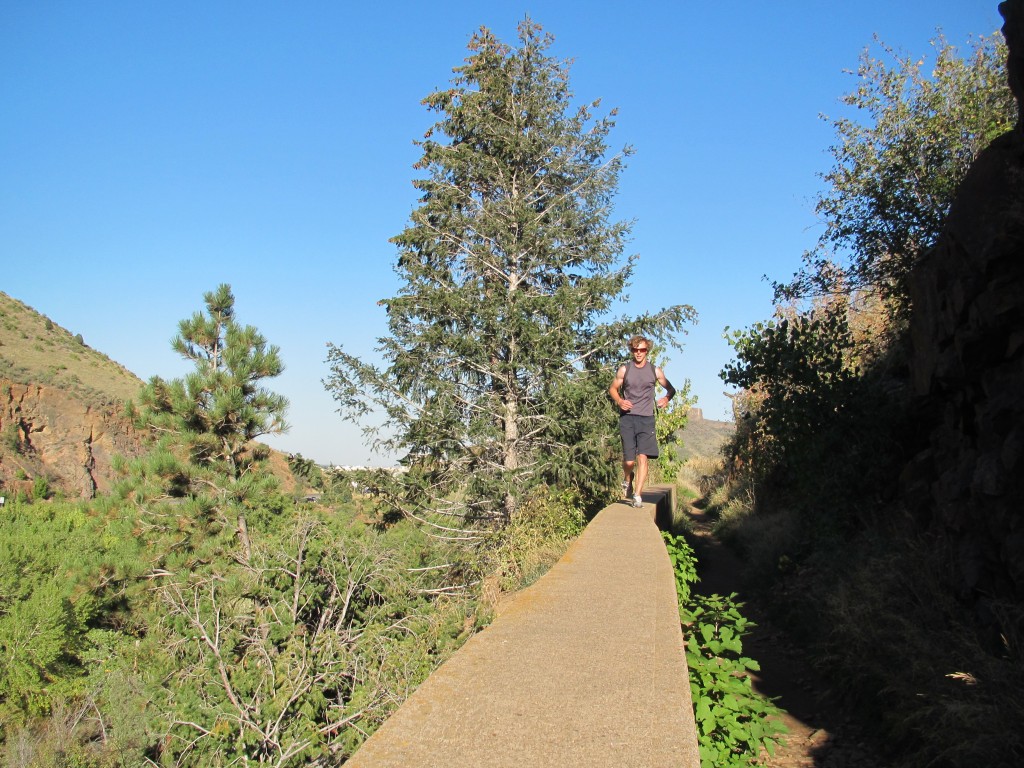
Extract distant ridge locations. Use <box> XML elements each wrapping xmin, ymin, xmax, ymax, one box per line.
<box><xmin>0</xmin><ymin>290</ymin><xmax>146</xmax><ymax>497</ymax></box>
<box><xmin>677</xmin><ymin>407</ymin><xmax>733</xmax><ymax>461</ymax></box>
<box><xmin>0</xmin><ymin>290</ymin><xmax>142</xmax><ymax>403</ymax></box>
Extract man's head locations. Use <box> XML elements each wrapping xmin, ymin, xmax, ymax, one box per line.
<box><xmin>628</xmin><ymin>336</ymin><xmax>650</xmax><ymax>359</ymax></box>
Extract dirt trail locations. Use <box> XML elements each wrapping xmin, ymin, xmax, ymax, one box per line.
<box><xmin>682</xmin><ymin>504</ymin><xmax>887</xmax><ymax>768</ymax></box>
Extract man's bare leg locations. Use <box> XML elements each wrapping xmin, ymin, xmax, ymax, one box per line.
<box><xmin>632</xmin><ymin>454</ymin><xmax>649</xmax><ymax>507</ymax></box>
<box><xmin>622</xmin><ymin>459</ymin><xmax>635</xmax><ymax>497</ymax></box>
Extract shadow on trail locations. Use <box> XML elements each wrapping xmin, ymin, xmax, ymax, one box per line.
<box><xmin>682</xmin><ymin>504</ymin><xmax>887</xmax><ymax>768</ymax></box>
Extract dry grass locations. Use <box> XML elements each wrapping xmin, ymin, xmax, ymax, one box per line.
<box><xmin>675</xmin><ymin>417</ymin><xmax>734</xmax><ymax>462</ymax></box>
<box><xmin>481</xmin><ymin>489</ymin><xmax>586</xmax><ymax>612</ymax></box>
<box><xmin>699</xmin><ymin>469</ymin><xmax>1024</xmax><ymax>765</ymax></box>
<box><xmin>0</xmin><ymin>291</ymin><xmax>142</xmax><ymax>404</ymax></box>
<box><xmin>806</xmin><ymin>528</ymin><xmax>1024</xmax><ymax>766</ymax></box>
<box><xmin>680</xmin><ymin>454</ymin><xmax>727</xmax><ymax>498</ymax></box>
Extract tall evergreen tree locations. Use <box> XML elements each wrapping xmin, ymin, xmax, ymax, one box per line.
<box><xmin>326</xmin><ymin>21</ymin><xmax>693</xmax><ymax>531</ymax></box>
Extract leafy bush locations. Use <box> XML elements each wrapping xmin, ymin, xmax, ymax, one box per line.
<box><xmin>721</xmin><ymin>293</ymin><xmax>910</xmax><ymax>543</ymax></box>
<box><xmin>664</xmin><ymin>531</ymin><xmax>699</xmax><ymax>605</ymax></box>
<box><xmin>148</xmin><ymin>511</ymin><xmax>477</xmax><ymax>766</ymax></box>
<box><xmin>0</xmin><ymin>500</ymin><xmax>146</xmax><ymax>735</ymax></box>
<box><xmin>663</xmin><ymin>533</ymin><xmax>786</xmax><ymax>767</ymax></box>
<box><xmin>653</xmin><ymin>379</ymin><xmax>695</xmax><ymax>483</ymax></box>
<box><xmin>687</xmin><ymin>593</ymin><xmax>785</xmax><ymax>767</ymax></box>
<box><xmin>776</xmin><ymin>33</ymin><xmax>1015</xmax><ymax>317</ymax></box>
<box><xmin>30</xmin><ymin>476</ymin><xmax>49</xmax><ymax>501</ymax></box>
<box><xmin>722</xmin><ymin>300</ymin><xmax>861</xmax><ymax>478</ymax></box>
<box><xmin>486</xmin><ymin>487</ymin><xmax>586</xmax><ymax>595</ymax></box>
<box><xmin>2</xmin><ymin>422</ymin><xmax>19</xmax><ymax>453</ymax></box>
<box><xmin>0</xmin><ymin>492</ymin><xmax>487</xmax><ymax>767</ymax></box>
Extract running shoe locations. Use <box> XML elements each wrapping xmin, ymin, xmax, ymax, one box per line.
<box><xmin>632</xmin><ymin>494</ymin><xmax>643</xmax><ymax>508</ymax></box>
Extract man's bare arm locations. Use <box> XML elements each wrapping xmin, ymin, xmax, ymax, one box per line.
<box><xmin>609</xmin><ymin>365</ymin><xmax>632</xmax><ymax>411</ymax></box>
<box><xmin>655</xmin><ymin>367</ymin><xmax>676</xmax><ymax>409</ymax></box>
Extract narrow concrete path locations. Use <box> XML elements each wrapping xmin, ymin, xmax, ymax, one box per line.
<box><xmin>345</xmin><ymin>487</ymin><xmax>700</xmax><ymax>767</ymax></box>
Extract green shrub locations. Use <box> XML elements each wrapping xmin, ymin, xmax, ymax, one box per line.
<box><xmin>32</xmin><ymin>476</ymin><xmax>50</xmax><ymax>501</ymax></box>
<box><xmin>654</xmin><ymin>380</ymin><xmax>696</xmax><ymax>483</ymax></box>
<box><xmin>664</xmin><ymin>531</ymin><xmax>699</xmax><ymax>605</ymax></box>
<box><xmin>487</xmin><ymin>487</ymin><xmax>585</xmax><ymax>593</ymax></box>
<box><xmin>3</xmin><ymin>422</ymin><xmax>19</xmax><ymax>452</ymax></box>
<box><xmin>663</xmin><ymin>533</ymin><xmax>786</xmax><ymax>766</ymax></box>
<box><xmin>685</xmin><ymin>592</ymin><xmax>786</xmax><ymax>767</ymax></box>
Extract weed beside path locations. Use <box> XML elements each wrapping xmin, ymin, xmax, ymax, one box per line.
<box><xmin>682</xmin><ymin>501</ymin><xmax>887</xmax><ymax>768</ymax></box>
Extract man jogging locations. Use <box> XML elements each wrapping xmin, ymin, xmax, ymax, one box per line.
<box><xmin>608</xmin><ymin>335</ymin><xmax>676</xmax><ymax>508</ymax></box>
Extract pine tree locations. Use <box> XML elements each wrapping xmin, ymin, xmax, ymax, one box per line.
<box><xmin>326</xmin><ymin>20</ymin><xmax>694</xmax><ymax>531</ymax></box>
<box><xmin>134</xmin><ymin>284</ymin><xmax>289</xmax><ymax>501</ymax></box>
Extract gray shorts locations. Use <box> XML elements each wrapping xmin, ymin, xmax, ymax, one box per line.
<box><xmin>619</xmin><ymin>414</ymin><xmax>659</xmax><ymax>461</ymax></box>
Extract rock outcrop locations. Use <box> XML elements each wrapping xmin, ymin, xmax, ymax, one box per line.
<box><xmin>905</xmin><ymin>0</ymin><xmax>1024</xmax><ymax>604</ymax></box>
<box><xmin>0</xmin><ymin>380</ymin><xmax>145</xmax><ymax>498</ymax></box>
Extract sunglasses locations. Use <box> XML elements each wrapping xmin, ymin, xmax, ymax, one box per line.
<box><xmin>632</xmin><ymin>347</ymin><xmax>648</xmax><ymax>353</ymax></box>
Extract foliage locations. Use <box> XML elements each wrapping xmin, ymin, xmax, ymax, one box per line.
<box><xmin>325</xmin><ymin>20</ymin><xmax>695</xmax><ymax>532</ymax></box>
<box><xmin>0</xmin><ymin>499</ymin><xmax>147</xmax><ymax>734</ymax></box>
<box><xmin>663</xmin><ymin>533</ymin><xmax>785</xmax><ymax>767</ymax></box>
<box><xmin>149</xmin><ymin>511</ymin><xmax>476</xmax><ymax>766</ymax></box>
<box><xmin>287</xmin><ymin>452</ymin><xmax>321</xmax><ymax>485</ymax></box>
<box><xmin>722</xmin><ymin>299</ymin><xmax>860</xmax><ymax>477</ymax></box>
<box><xmin>663</xmin><ymin>531</ymin><xmax>698</xmax><ymax>605</ymax></box>
<box><xmin>2</xmin><ymin>422</ymin><xmax>20</xmax><ymax>453</ymax></box>
<box><xmin>776</xmin><ymin>33</ymin><xmax>1016</xmax><ymax>317</ymax></box>
<box><xmin>0</xmin><ymin>491</ymin><xmax>485</xmax><ymax>767</ymax></box>
<box><xmin>686</xmin><ymin>593</ymin><xmax>786</xmax><ymax>767</ymax></box>
<box><xmin>131</xmin><ymin>284</ymin><xmax>288</xmax><ymax>513</ymax></box>
<box><xmin>711</xmin><ymin>27</ymin><xmax>1024</xmax><ymax>768</ymax></box>
<box><xmin>2</xmin><ymin>283</ymin><xmax>528</xmax><ymax>768</ymax></box>
<box><xmin>653</xmin><ymin>378</ymin><xmax>695</xmax><ymax>482</ymax></box>
<box><xmin>31</xmin><ymin>476</ymin><xmax>49</xmax><ymax>501</ymax></box>
<box><xmin>718</xmin><ymin>31</ymin><xmax>1011</xmax><ymax>534</ymax></box>
<box><xmin>723</xmin><ymin>231</ymin><xmax>916</xmax><ymax>553</ymax></box>
<box><xmin>485</xmin><ymin>487</ymin><xmax>586</xmax><ymax>594</ymax></box>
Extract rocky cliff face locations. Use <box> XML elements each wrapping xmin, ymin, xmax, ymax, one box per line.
<box><xmin>1</xmin><ymin>380</ymin><xmax>146</xmax><ymax>498</ymax></box>
<box><xmin>905</xmin><ymin>0</ymin><xmax>1024</xmax><ymax>604</ymax></box>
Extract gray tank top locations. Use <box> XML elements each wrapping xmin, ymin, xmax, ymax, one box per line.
<box><xmin>622</xmin><ymin>361</ymin><xmax>657</xmax><ymax>416</ymax></box>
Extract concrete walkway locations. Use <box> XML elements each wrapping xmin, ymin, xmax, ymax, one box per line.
<box><xmin>345</xmin><ymin>486</ymin><xmax>700</xmax><ymax>768</ymax></box>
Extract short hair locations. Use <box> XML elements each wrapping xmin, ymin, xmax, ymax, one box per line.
<box><xmin>628</xmin><ymin>335</ymin><xmax>650</xmax><ymax>351</ymax></box>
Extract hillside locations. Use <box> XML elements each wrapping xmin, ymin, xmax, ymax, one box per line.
<box><xmin>0</xmin><ymin>290</ymin><xmax>147</xmax><ymax>498</ymax></box>
<box><xmin>0</xmin><ymin>290</ymin><xmax>142</xmax><ymax>402</ymax></box>
<box><xmin>677</xmin><ymin>408</ymin><xmax>734</xmax><ymax>461</ymax></box>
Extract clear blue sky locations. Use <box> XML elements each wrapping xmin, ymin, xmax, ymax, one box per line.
<box><xmin>1</xmin><ymin>1</ymin><xmax>1004</xmax><ymax>466</ymax></box>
